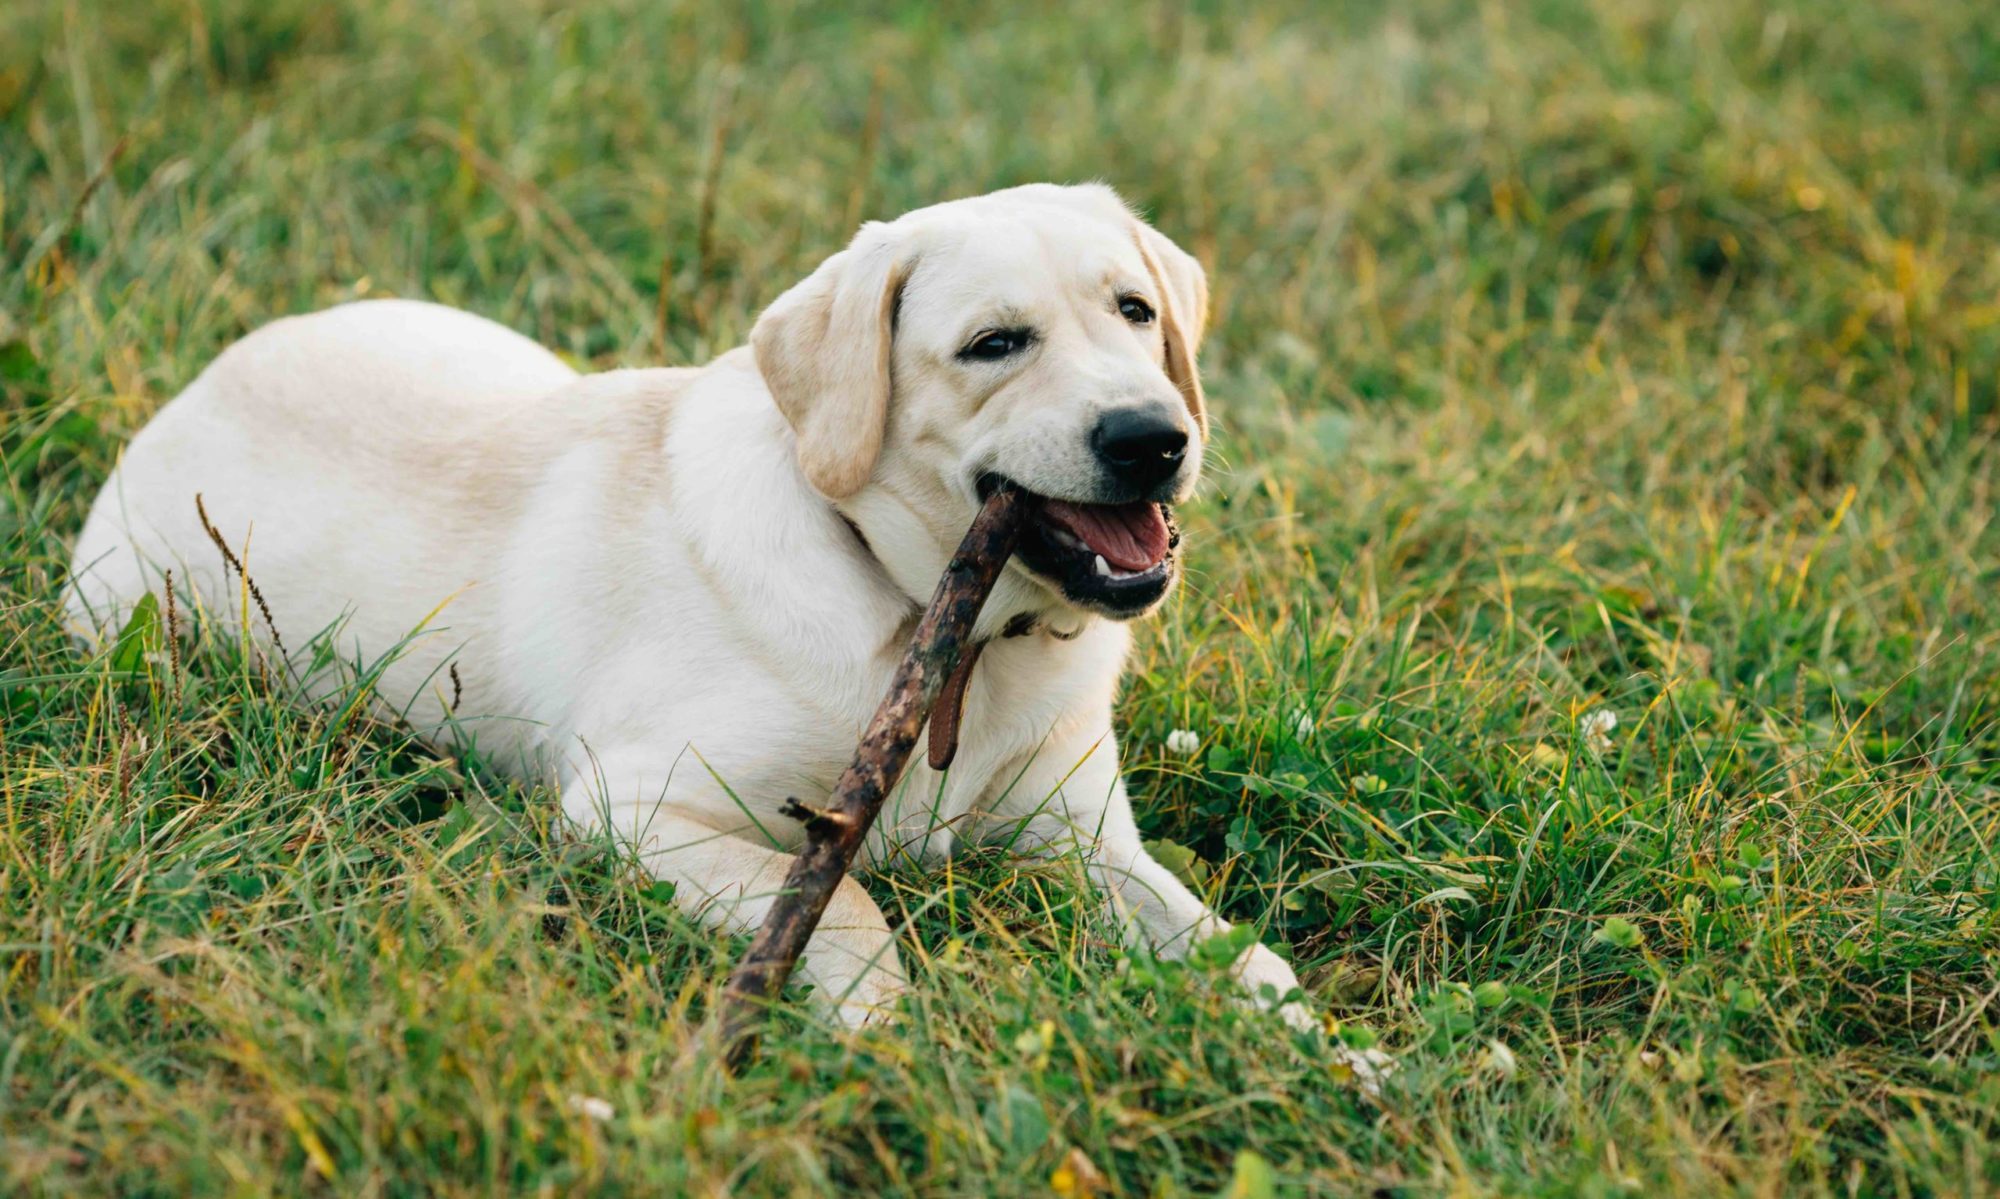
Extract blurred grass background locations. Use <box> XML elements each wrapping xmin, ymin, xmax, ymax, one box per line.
<box><xmin>4</xmin><ymin>0</ymin><xmax>1998</xmax><ymax>1194</ymax></box>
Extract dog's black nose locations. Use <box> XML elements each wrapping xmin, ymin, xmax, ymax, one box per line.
<box><xmin>1092</xmin><ymin>407</ymin><xmax>1188</xmax><ymax>491</ymax></box>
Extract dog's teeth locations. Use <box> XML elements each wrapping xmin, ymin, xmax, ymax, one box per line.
<box><xmin>1093</xmin><ymin>554</ymin><xmax>1112</xmax><ymax>577</ymax></box>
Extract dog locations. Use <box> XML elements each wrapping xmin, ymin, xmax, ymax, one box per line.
<box><xmin>65</xmin><ymin>183</ymin><xmax>1320</xmax><ymax>1034</ymax></box>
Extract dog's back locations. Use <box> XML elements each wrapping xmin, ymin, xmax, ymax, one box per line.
<box><xmin>64</xmin><ymin>300</ymin><xmax>580</xmax><ymax>708</ymax></box>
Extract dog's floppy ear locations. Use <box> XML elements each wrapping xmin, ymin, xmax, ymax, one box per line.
<box><xmin>1132</xmin><ymin>221</ymin><xmax>1210</xmax><ymax>436</ymax></box>
<box><xmin>752</xmin><ymin>224</ymin><xmax>914</xmax><ymax>499</ymax></box>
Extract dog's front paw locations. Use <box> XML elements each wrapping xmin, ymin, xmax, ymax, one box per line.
<box><xmin>797</xmin><ymin>940</ymin><xmax>910</xmax><ymax>1031</ymax></box>
<box><xmin>1231</xmin><ymin>942</ymin><xmax>1315</xmax><ymax>1028</ymax></box>
<box><xmin>829</xmin><ymin>996</ymin><xmax>903</xmax><ymax>1030</ymax></box>
<box><xmin>813</xmin><ymin>969</ymin><xmax>911</xmax><ymax>1030</ymax></box>
<box><xmin>1229</xmin><ymin>943</ymin><xmax>1396</xmax><ymax>1096</ymax></box>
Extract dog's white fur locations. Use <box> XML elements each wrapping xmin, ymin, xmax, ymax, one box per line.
<box><xmin>65</xmin><ymin>183</ymin><xmax>1314</xmax><ymax>1030</ymax></box>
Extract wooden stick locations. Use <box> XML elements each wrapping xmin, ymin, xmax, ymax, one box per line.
<box><xmin>714</xmin><ymin>484</ymin><xmax>1030</xmax><ymax>1068</ymax></box>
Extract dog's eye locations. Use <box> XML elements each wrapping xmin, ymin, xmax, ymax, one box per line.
<box><xmin>1118</xmin><ymin>295</ymin><xmax>1156</xmax><ymax>324</ymax></box>
<box><xmin>959</xmin><ymin>328</ymin><xmax>1032</xmax><ymax>361</ymax></box>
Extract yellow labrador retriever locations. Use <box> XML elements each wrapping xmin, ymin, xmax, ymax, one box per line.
<box><xmin>67</xmin><ymin>183</ymin><xmax>1332</xmax><ymax>1038</ymax></box>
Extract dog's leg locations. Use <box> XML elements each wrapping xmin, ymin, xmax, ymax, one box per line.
<box><xmin>983</xmin><ymin>732</ymin><xmax>1315</xmax><ymax>1030</ymax></box>
<box><xmin>560</xmin><ymin>763</ymin><xmax>907</xmax><ymax>1027</ymax></box>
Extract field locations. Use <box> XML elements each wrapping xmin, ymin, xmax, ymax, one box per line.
<box><xmin>4</xmin><ymin>0</ymin><xmax>1999</xmax><ymax>1193</ymax></box>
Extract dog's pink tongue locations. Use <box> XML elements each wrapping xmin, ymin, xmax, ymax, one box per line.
<box><xmin>1042</xmin><ymin>500</ymin><xmax>1170</xmax><ymax>571</ymax></box>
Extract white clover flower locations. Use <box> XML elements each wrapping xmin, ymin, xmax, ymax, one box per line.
<box><xmin>1480</xmin><ymin>1038</ymin><xmax>1519</xmax><ymax>1079</ymax></box>
<box><xmin>1291</xmin><ymin>710</ymin><xmax>1316</xmax><ymax>741</ymax></box>
<box><xmin>1580</xmin><ymin>707</ymin><xmax>1618</xmax><ymax>752</ymax></box>
<box><xmin>565</xmin><ymin>1094</ymin><xmax>614</xmax><ymax>1122</ymax></box>
<box><xmin>1165</xmin><ymin>728</ymin><xmax>1201</xmax><ymax>756</ymax></box>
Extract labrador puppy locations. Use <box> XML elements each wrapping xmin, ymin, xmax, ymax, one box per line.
<box><xmin>66</xmin><ymin>183</ymin><xmax>1317</xmax><ymax>1033</ymax></box>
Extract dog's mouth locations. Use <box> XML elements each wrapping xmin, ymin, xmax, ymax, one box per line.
<box><xmin>980</xmin><ymin>476</ymin><xmax>1180</xmax><ymax>618</ymax></box>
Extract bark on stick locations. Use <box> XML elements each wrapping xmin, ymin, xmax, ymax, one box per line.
<box><xmin>714</xmin><ymin>485</ymin><xmax>1029</xmax><ymax>1069</ymax></box>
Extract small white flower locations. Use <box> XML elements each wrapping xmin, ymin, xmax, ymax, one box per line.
<box><xmin>565</xmin><ymin>1094</ymin><xmax>614</xmax><ymax>1122</ymax></box>
<box><xmin>1480</xmin><ymin>1038</ymin><xmax>1519</xmax><ymax>1079</ymax></box>
<box><xmin>1165</xmin><ymin>728</ymin><xmax>1201</xmax><ymax>756</ymax></box>
<box><xmin>1580</xmin><ymin>707</ymin><xmax>1618</xmax><ymax>752</ymax></box>
<box><xmin>1291</xmin><ymin>710</ymin><xmax>1315</xmax><ymax>741</ymax></box>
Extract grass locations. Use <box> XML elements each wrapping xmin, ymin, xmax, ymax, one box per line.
<box><xmin>4</xmin><ymin>0</ymin><xmax>1999</xmax><ymax>1193</ymax></box>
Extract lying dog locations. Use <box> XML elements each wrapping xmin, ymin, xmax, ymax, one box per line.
<box><xmin>66</xmin><ymin>183</ymin><xmax>1315</xmax><ymax>1031</ymax></box>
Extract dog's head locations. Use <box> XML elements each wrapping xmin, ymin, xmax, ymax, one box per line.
<box><xmin>752</xmin><ymin>183</ymin><xmax>1208</xmax><ymax>622</ymax></box>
